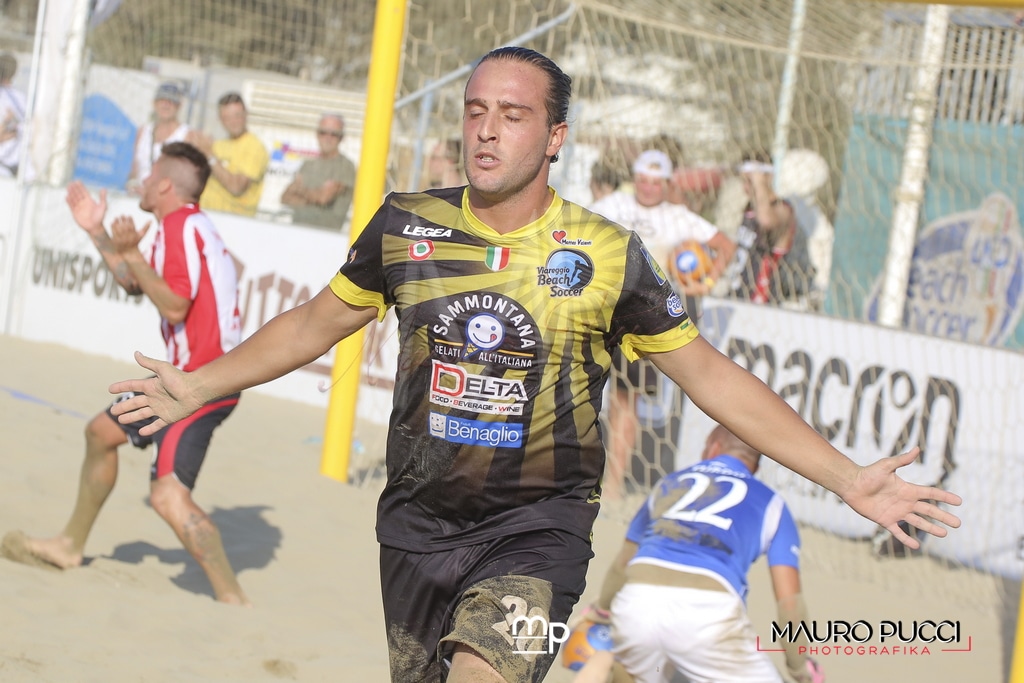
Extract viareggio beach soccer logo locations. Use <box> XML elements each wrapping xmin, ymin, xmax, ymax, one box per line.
<box><xmin>761</xmin><ymin>619</ymin><xmax>972</xmax><ymax>658</ymax></box>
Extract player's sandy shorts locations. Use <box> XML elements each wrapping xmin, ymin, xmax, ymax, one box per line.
<box><xmin>611</xmin><ymin>582</ymin><xmax>783</xmax><ymax>683</ymax></box>
<box><xmin>380</xmin><ymin>528</ymin><xmax>591</xmax><ymax>682</ymax></box>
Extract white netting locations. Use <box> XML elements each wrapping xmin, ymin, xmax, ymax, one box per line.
<box><xmin>3</xmin><ymin>0</ymin><xmax>1023</xmax><ymax>606</ymax></box>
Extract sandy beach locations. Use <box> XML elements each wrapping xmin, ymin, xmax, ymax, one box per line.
<box><xmin>0</xmin><ymin>334</ymin><xmax>1014</xmax><ymax>682</ymax></box>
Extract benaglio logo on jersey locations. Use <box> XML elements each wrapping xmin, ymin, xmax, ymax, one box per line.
<box><xmin>537</xmin><ymin>249</ymin><xmax>594</xmax><ymax>297</ymax></box>
<box><xmin>409</xmin><ymin>240</ymin><xmax>434</xmax><ymax>261</ymax></box>
<box><xmin>429</xmin><ymin>360</ymin><xmax>528</xmax><ymax>415</ymax></box>
<box><xmin>430</xmin><ymin>292</ymin><xmax>539</xmax><ymax>370</ymax></box>
<box><xmin>429</xmin><ymin>411</ymin><xmax>523</xmax><ymax>448</ymax></box>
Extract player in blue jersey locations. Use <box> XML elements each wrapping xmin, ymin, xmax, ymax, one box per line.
<box><xmin>107</xmin><ymin>47</ymin><xmax>957</xmax><ymax>683</ymax></box>
<box><xmin>574</xmin><ymin>423</ymin><xmax>824</xmax><ymax>683</ymax></box>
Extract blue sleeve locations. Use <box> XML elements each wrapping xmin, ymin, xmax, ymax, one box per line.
<box><xmin>625</xmin><ymin>497</ymin><xmax>653</xmax><ymax>544</ymax></box>
<box><xmin>765</xmin><ymin>503</ymin><xmax>801</xmax><ymax>569</ymax></box>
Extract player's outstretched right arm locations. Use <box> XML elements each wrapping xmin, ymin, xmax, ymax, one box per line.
<box><xmin>109</xmin><ymin>285</ymin><xmax>378</xmax><ymax>435</ymax></box>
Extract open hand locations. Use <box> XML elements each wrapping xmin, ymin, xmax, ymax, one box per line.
<box><xmin>110</xmin><ymin>216</ymin><xmax>150</xmax><ymax>255</ymax></box>
<box><xmin>66</xmin><ymin>181</ymin><xmax>108</xmax><ymax>235</ymax></box>
<box><xmin>840</xmin><ymin>448</ymin><xmax>961</xmax><ymax>549</ymax></box>
<box><xmin>108</xmin><ymin>352</ymin><xmax>205</xmax><ymax>436</ymax></box>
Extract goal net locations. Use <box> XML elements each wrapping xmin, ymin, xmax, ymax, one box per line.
<box><xmin>3</xmin><ymin>0</ymin><xmax>1023</xmax><ymax>606</ymax></box>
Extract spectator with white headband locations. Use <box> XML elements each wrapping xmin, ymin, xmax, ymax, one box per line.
<box><xmin>724</xmin><ymin>150</ymin><xmax>815</xmax><ymax>308</ymax></box>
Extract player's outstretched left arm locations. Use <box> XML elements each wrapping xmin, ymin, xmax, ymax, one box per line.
<box><xmin>650</xmin><ymin>338</ymin><xmax>962</xmax><ymax>548</ymax></box>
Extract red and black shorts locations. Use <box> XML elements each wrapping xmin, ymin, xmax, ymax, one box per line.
<box><xmin>380</xmin><ymin>528</ymin><xmax>593</xmax><ymax>682</ymax></box>
<box><xmin>107</xmin><ymin>391</ymin><xmax>240</xmax><ymax>490</ymax></box>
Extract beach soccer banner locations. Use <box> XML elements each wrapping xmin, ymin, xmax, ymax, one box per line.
<box><xmin>827</xmin><ymin>114</ymin><xmax>1024</xmax><ymax>351</ymax></box>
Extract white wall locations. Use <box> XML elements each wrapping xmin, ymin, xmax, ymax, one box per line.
<box><xmin>679</xmin><ymin>298</ymin><xmax>1024</xmax><ymax>578</ymax></box>
<box><xmin>3</xmin><ymin>183</ymin><xmax>349</xmax><ymax>407</ymax></box>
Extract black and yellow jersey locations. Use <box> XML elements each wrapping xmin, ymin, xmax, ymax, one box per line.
<box><xmin>330</xmin><ymin>186</ymin><xmax>699</xmax><ymax>552</ymax></box>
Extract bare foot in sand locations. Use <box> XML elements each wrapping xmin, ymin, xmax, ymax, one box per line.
<box><xmin>1</xmin><ymin>531</ymin><xmax>82</xmax><ymax>570</ymax></box>
<box><xmin>219</xmin><ymin>592</ymin><xmax>253</xmax><ymax>608</ymax></box>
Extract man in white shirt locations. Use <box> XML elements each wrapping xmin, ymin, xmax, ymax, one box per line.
<box><xmin>590</xmin><ymin>149</ymin><xmax>735</xmax><ymax>502</ymax></box>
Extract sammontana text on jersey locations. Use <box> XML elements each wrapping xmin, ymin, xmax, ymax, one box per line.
<box><xmin>329</xmin><ymin>187</ymin><xmax>700</xmax><ymax>552</ymax></box>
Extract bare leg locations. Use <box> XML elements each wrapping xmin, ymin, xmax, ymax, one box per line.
<box><xmin>447</xmin><ymin>645</ymin><xmax>507</xmax><ymax>683</ymax></box>
<box><xmin>149</xmin><ymin>476</ymin><xmax>250</xmax><ymax>606</ymax></box>
<box><xmin>610</xmin><ymin>660</ymin><xmax>637</xmax><ymax>683</ymax></box>
<box><xmin>4</xmin><ymin>412</ymin><xmax>126</xmax><ymax>569</ymax></box>
<box><xmin>605</xmin><ymin>388</ymin><xmax>637</xmax><ymax>502</ymax></box>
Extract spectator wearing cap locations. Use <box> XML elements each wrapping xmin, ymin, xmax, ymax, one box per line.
<box><xmin>589</xmin><ymin>148</ymin><xmax>735</xmax><ymax>502</ymax></box>
<box><xmin>590</xmin><ymin>149</ymin><xmax>735</xmax><ymax>297</ymax></box>
<box><xmin>127</xmin><ymin>81</ymin><xmax>190</xmax><ymax>192</ymax></box>
<box><xmin>280</xmin><ymin>113</ymin><xmax>357</xmax><ymax>230</ymax></box>
<box><xmin>187</xmin><ymin>92</ymin><xmax>269</xmax><ymax>217</ymax></box>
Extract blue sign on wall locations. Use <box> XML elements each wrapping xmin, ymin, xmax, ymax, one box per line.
<box><xmin>72</xmin><ymin>94</ymin><xmax>135</xmax><ymax>189</ymax></box>
<box><xmin>828</xmin><ymin>114</ymin><xmax>1024</xmax><ymax>349</ymax></box>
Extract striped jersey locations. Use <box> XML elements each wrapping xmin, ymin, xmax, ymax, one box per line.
<box><xmin>330</xmin><ymin>187</ymin><xmax>699</xmax><ymax>552</ymax></box>
<box><xmin>150</xmin><ymin>204</ymin><xmax>241</xmax><ymax>371</ymax></box>
<box><xmin>625</xmin><ymin>454</ymin><xmax>801</xmax><ymax>601</ymax></box>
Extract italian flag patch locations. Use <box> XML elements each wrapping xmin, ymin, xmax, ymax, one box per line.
<box><xmin>485</xmin><ymin>246</ymin><xmax>510</xmax><ymax>271</ymax></box>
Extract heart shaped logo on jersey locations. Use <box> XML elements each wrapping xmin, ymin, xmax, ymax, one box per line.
<box><xmin>552</xmin><ymin>230</ymin><xmax>567</xmax><ymax>243</ymax></box>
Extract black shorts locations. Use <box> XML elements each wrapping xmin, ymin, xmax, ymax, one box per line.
<box><xmin>379</xmin><ymin>528</ymin><xmax>593</xmax><ymax>682</ymax></box>
<box><xmin>107</xmin><ymin>391</ymin><xmax>240</xmax><ymax>490</ymax></box>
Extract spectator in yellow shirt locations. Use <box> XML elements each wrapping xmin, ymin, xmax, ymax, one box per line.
<box><xmin>187</xmin><ymin>92</ymin><xmax>268</xmax><ymax>217</ymax></box>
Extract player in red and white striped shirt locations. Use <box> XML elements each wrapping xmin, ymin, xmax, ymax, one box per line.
<box><xmin>2</xmin><ymin>143</ymin><xmax>248</xmax><ymax>606</ymax></box>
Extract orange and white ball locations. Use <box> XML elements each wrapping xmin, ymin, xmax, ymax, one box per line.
<box><xmin>670</xmin><ymin>239</ymin><xmax>713</xmax><ymax>287</ymax></box>
<box><xmin>561</xmin><ymin>619</ymin><xmax>614</xmax><ymax>671</ymax></box>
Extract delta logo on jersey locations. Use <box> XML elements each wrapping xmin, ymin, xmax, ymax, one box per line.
<box><xmin>429</xmin><ymin>360</ymin><xmax>528</xmax><ymax>415</ymax></box>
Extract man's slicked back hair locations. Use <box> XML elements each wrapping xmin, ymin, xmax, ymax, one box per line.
<box><xmin>474</xmin><ymin>46</ymin><xmax>572</xmax><ymax>163</ymax></box>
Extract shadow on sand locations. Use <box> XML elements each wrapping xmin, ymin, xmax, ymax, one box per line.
<box><xmin>105</xmin><ymin>504</ymin><xmax>282</xmax><ymax>599</ymax></box>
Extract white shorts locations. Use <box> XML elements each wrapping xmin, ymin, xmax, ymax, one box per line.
<box><xmin>611</xmin><ymin>582</ymin><xmax>782</xmax><ymax>683</ymax></box>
